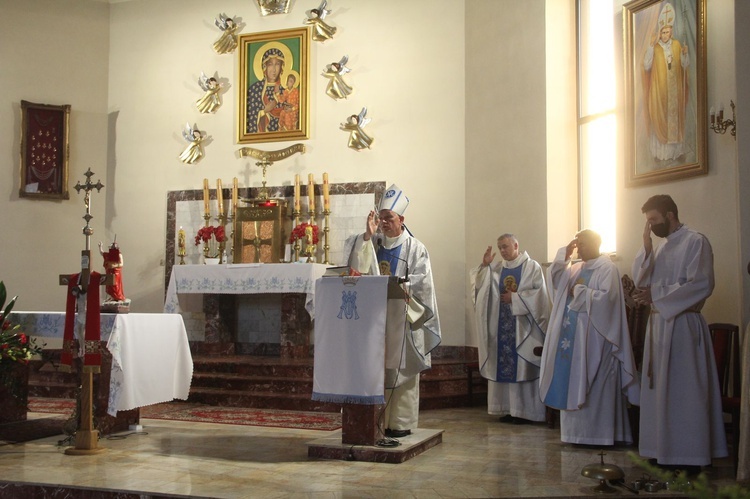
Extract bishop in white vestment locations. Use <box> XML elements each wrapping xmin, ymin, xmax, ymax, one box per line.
<box><xmin>471</xmin><ymin>234</ymin><xmax>549</xmax><ymax>422</ymax></box>
<box><xmin>632</xmin><ymin>195</ymin><xmax>727</xmax><ymax>467</ymax></box>
<box><xmin>343</xmin><ymin>185</ymin><xmax>441</xmax><ymax>437</ymax></box>
<box><xmin>539</xmin><ymin>230</ymin><xmax>640</xmax><ymax>445</ymax></box>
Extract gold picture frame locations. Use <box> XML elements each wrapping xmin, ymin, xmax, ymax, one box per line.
<box><xmin>19</xmin><ymin>100</ymin><xmax>71</xmax><ymax>200</ymax></box>
<box><xmin>623</xmin><ymin>0</ymin><xmax>707</xmax><ymax>186</ymax></box>
<box><xmin>237</xmin><ymin>27</ymin><xmax>310</xmax><ymax>144</ymax></box>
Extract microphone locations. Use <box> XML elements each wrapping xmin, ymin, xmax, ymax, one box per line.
<box><xmin>376</xmin><ymin>238</ymin><xmax>409</xmax><ymax>283</ymax></box>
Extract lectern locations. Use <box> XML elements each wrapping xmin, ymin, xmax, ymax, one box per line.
<box><xmin>312</xmin><ymin>275</ymin><xmax>406</xmax><ymax>445</ymax></box>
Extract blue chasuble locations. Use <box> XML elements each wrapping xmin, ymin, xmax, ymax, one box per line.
<box><xmin>543</xmin><ymin>267</ymin><xmax>594</xmax><ymax>408</ymax></box>
<box><xmin>496</xmin><ymin>265</ymin><xmax>523</xmax><ymax>382</ymax></box>
<box><xmin>377</xmin><ymin>244</ymin><xmax>404</xmax><ymax>278</ymax></box>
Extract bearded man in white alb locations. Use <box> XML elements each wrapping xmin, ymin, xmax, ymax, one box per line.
<box><xmin>343</xmin><ymin>184</ymin><xmax>441</xmax><ymax>438</ymax></box>
<box><xmin>471</xmin><ymin>234</ymin><xmax>549</xmax><ymax>424</ymax></box>
<box><xmin>540</xmin><ymin>229</ymin><xmax>640</xmax><ymax>445</ymax></box>
<box><xmin>632</xmin><ymin>194</ymin><xmax>727</xmax><ymax>475</ymax></box>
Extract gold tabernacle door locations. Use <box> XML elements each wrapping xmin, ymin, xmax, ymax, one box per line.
<box><xmin>233</xmin><ymin>199</ymin><xmax>288</xmax><ymax>263</ymax></box>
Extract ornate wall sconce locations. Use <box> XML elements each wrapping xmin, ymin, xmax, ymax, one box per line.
<box><xmin>710</xmin><ymin>100</ymin><xmax>736</xmax><ymax>139</ymax></box>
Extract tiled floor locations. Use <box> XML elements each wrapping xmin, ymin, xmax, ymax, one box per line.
<box><xmin>0</xmin><ymin>406</ymin><xmax>741</xmax><ymax>498</ymax></box>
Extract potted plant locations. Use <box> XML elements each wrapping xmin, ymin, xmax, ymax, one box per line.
<box><xmin>0</xmin><ymin>281</ymin><xmax>44</xmax><ymax>423</ymax></box>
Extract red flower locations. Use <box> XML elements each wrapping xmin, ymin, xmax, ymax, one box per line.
<box><xmin>194</xmin><ymin>225</ymin><xmax>227</xmax><ymax>245</ymax></box>
<box><xmin>289</xmin><ymin>223</ymin><xmax>319</xmax><ymax>244</ymax></box>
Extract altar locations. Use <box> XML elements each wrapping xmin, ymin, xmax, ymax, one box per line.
<box><xmin>164</xmin><ymin>263</ymin><xmax>328</xmax><ymax>358</ymax></box>
<box><xmin>17</xmin><ymin>312</ymin><xmax>193</xmax><ymax>425</ymax></box>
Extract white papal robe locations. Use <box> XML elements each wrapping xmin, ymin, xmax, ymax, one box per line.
<box><xmin>540</xmin><ymin>248</ymin><xmax>640</xmax><ymax>445</ymax></box>
<box><xmin>471</xmin><ymin>251</ymin><xmax>549</xmax><ymax>421</ymax></box>
<box><xmin>632</xmin><ymin>225</ymin><xmax>727</xmax><ymax>466</ymax></box>
<box><xmin>344</xmin><ymin>231</ymin><xmax>441</xmax><ymax>431</ymax></box>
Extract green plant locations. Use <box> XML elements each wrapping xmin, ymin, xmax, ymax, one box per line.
<box><xmin>0</xmin><ymin>281</ymin><xmax>44</xmax><ymax>400</ymax></box>
<box><xmin>628</xmin><ymin>452</ymin><xmax>750</xmax><ymax>498</ymax></box>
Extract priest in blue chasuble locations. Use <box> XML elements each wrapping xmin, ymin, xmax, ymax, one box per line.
<box><xmin>539</xmin><ymin>230</ymin><xmax>640</xmax><ymax>445</ymax></box>
<box><xmin>471</xmin><ymin>234</ymin><xmax>549</xmax><ymax>424</ymax></box>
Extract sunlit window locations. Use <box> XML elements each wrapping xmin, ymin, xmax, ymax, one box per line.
<box><xmin>578</xmin><ymin>0</ymin><xmax>616</xmax><ymax>253</ymax></box>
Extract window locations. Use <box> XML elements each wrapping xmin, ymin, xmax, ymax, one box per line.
<box><xmin>578</xmin><ymin>0</ymin><xmax>616</xmax><ymax>253</ymax></box>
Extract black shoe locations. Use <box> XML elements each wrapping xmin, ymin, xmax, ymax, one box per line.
<box><xmin>511</xmin><ymin>417</ymin><xmax>531</xmax><ymax>425</ymax></box>
<box><xmin>498</xmin><ymin>415</ymin><xmax>515</xmax><ymax>424</ymax></box>
<box><xmin>385</xmin><ymin>429</ymin><xmax>411</xmax><ymax>438</ymax></box>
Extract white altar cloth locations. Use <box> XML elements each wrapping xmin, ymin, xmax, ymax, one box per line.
<box><xmin>14</xmin><ymin>312</ymin><xmax>193</xmax><ymax>416</ymax></box>
<box><xmin>164</xmin><ymin>263</ymin><xmax>329</xmax><ymax>317</ymax></box>
<box><xmin>106</xmin><ymin>314</ymin><xmax>193</xmax><ymax>415</ymax></box>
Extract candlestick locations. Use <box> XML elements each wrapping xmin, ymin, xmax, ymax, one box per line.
<box><xmin>323</xmin><ymin>172</ymin><xmax>330</xmax><ymax>210</ymax></box>
<box><xmin>232</xmin><ymin>177</ymin><xmax>239</xmax><ymax>216</ymax></box>
<box><xmin>308</xmin><ymin>173</ymin><xmax>315</xmax><ymax>215</ymax></box>
<box><xmin>178</xmin><ymin>226</ymin><xmax>186</xmax><ymax>265</ymax></box>
<box><xmin>203</xmin><ymin>178</ymin><xmax>210</xmax><ymax>216</ymax></box>
<box><xmin>216</xmin><ymin>178</ymin><xmax>224</xmax><ymax>216</ymax></box>
<box><xmin>294</xmin><ymin>174</ymin><xmax>301</xmax><ymax>211</ymax></box>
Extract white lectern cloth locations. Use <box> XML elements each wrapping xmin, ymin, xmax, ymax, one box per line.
<box><xmin>312</xmin><ymin>276</ymin><xmax>389</xmax><ymax>404</ymax></box>
<box><xmin>106</xmin><ymin>313</ymin><xmax>194</xmax><ymax>415</ymax></box>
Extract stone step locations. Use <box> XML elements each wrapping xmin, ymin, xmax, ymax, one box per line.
<box><xmin>186</xmin><ymin>387</ymin><xmax>341</xmax><ymax>412</ymax></box>
<box><xmin>28</xmin><ymin>353</ymin><xmax>482</xmax><ymax>412</ymax></box>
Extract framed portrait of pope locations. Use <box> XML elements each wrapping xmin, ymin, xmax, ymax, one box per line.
<box><xmin>237</xmin><ymin>27</ymin><xmax>310</xmax><ymax>144</ymax></box>
<box><xmin>623</xmin><ymin>0</ymin><xmax>707</xmax><ymax>186</ymax></box>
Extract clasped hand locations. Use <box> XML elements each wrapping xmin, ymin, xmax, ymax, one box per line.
<box><xmin>632</xmin><ymin>286</ymin><xmax>652</xmax><ymax>305</ymax></box>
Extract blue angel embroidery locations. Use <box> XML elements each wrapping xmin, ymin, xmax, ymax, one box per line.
<box><xmin>337</xmin><ymin>290</ymin><xmax>359</xmax><ymax>320</ymax></box>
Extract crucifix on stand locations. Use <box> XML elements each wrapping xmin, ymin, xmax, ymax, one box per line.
<box><xmin>58</xmin><ymin>168</ymin><xmax>112</xmax><ymax>456</ymax></box>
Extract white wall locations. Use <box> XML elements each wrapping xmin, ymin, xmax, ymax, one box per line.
<box><xmin>464</xmin><ymin>0</ymin><xmax>550</xmax><ymax>346</ymax></box>
<box><xmin>0</xmin><ymin>0</ymin><xmax>110</xmax><ymax>311</ymax></box>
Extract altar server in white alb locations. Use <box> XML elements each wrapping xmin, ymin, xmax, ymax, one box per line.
<box><xmin>539</xmin><ymin>229</ymin><xmax>640</xmax><ymax>445</ymax></box>
<box><xmin>632</xmin><ymin>195</ymin><xmax>727</xmax><ymax>472</ymax></box>
<box><xmin>471</xmin><ymin>234</ymin><xmax>549</xmax><ymax>424</ymax></box>
<box><xmin>343</xmin><ymin>184</ymin><xmax>441</xmax><ymax>438</ymax></box>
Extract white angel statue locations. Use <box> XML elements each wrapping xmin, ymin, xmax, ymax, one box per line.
<box><xmin>304</xmin><ymin>0</ymin><xmax>336</xmax><ymax>42</ymax></box>
<box><xmin>213</xmin><ymin>14</ymin><xmax>239</xmax><ymax>54</ymax></box>
<box><xmin>196</xmin><ymin>72</ymin><xmax>223</xmax><ymax>114</ymax></box>
<box><xmin>340</xmin><ymin>107</ymin><xmax>373</xmax><ymax>151</ymax></box>
<box><xmin>178</xmin><ymin>123</ymin><xmax>205</xmax><ymax>164</ymax></box>
<box><xmin>322</xmin><ymin>55</ymin><xmax>352</xmax><ymax>100</ymax></box>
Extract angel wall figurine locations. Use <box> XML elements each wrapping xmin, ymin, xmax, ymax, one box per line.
<box><xmin>179</xmin><ymin>123</ymin><xmax>205</xmax><ymax>164</ymax></box>
<box><xmin>304</xmin><ymin>0</ymin><xmax>336</xmax><ymax>42</ymax></box>
<box><xmin>213</xmin><ymin>14</ymin><xmax>239</xmax><ymax>54</ymax></box>
<box><xmin>340</xmin><ymin>107</ymin><xmax>373</xmax><ymax>151</ymax></box>
<box><xmin>322</xmin><ymin>55</ymin><xmax>352</xmax><ymax>100</ymax></box>
<box><xmin>196</xmin><ymin>72</ymin><xmax>223</xmax><ymax>114</ymax></box>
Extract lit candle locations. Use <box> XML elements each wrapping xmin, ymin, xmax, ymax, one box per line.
<box><xmin>203</xmin><ymin>178</ymin><xmax>210</xmax><ymax>216</ymax></box>
<box><xmin>308</xmin><ymin>173</ymin><xmax>315</xmax><ymax>214</ymax></box>
<box><xmin>710</xmin><ymin>107</ymin><xmax>715</xmax><ymax>125</ymax></box>
<box><xmin>294</xmin><ymin>174</ymin><xmax>301</xmax><ymax>212</ymax></box>
<box><xmin>323</xmin><ymin>172</ymin><xmax>330</xmax><ymax>210</ymax></box>
<box><xmin>216</xmin><ymin>178</ymin><xmax>224</xmax><ymax>216</ymax></box>
<box><xmin>178</xmin><ymin>226</ymin><xmax>186</xmax><ymax>251</ymax></box>
<box><xmin>718</xmin><ymin>104</ymin><xmax>724</xmax><ymax>123</ymax></box>
<box><xmin>232</xmin><ymin>177</ymin><xmax>239</xmax><ymax>215</ymax></box>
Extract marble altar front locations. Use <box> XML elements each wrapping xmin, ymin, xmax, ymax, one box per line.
<box><xmin>165</xmin><ymin>263</ymin><xmax>328</xmax><ymax>358</ymax></box>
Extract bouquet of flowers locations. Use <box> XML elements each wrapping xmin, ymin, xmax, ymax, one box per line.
<box><xmin>0</xmin><ymin>281</ymin><xmax>44</xmax><ymax>401</ymax></box>
<box><xmin>194</xmin><ymin>225</ymin><xmax>226</xmax><ymax>245</ymax></box>
<box><xmin>195</xmin><ymin>225</ymin><xmax>227</xmax><ymax>258</ymax></box>
<box><xmin>289</xmin><ymin>222</ymin><xmax>319</xmax><ymax>245</ymax></box>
